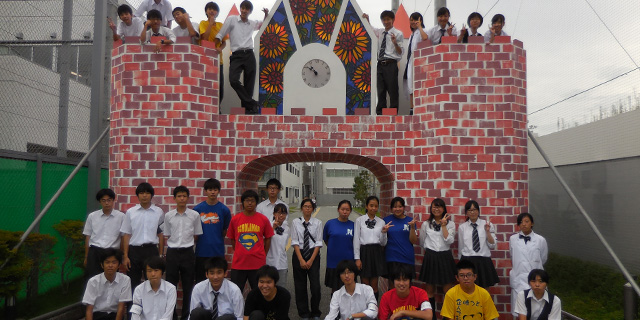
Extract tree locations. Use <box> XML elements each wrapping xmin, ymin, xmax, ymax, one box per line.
<box><xmin>53</xmin><ymin>220</ymin><xmax>84</xmax><ymax>293</ymax></box>
<box><xmin>23</xmin><ymin>233</ymin><xmax>57</xmax><ymax>303</ymax></box>
<box><xmin>0</xmin><ymin>230</ymin><xmax>32</xmax><ymax>319</ymax></box>
<box><xmin>353</xmin><ymin>170</ymin><xmax>375</xmax><ymax>208</ymax></box>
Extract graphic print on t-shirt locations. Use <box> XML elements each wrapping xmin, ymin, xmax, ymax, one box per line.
<box><xmin>200</xmin><ymin>212</ymin><xmax>220</xmax><ymax>224</ymax></box>
<box><xmin>237</xmin><ymin>223</ymin><xmax>262</xmax><ymax>251</ymax></box>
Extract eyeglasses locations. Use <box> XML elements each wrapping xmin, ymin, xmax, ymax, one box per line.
<box><xmin>466</xmin><ymin>208</ymin><xmax>479</xmax><ymax>213</ymax></box>
<box><xmin>457</xmin><ymin>273</ymin><xmax>475</xmax><ymax>279</ymax></box>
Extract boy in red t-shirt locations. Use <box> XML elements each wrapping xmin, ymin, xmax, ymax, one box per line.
<box><xmin>379</xmin><ymin>264</ymin><xmax>433</xmax><ymax>320</ymax></box>
<box><xmin>227</xmin><ymin>189</ymin><xmax>274</xmax><ymax>291</ymax></box>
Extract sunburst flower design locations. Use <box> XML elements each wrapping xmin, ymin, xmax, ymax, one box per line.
<box><xmin>314</xmin><ymin>14</ymin><xmax>336</xmax><ymax>43</ymax></box>
<box><xmin>352</xmin><ymin>60</ymin><xmax>371</xmax><ymax>92</ymax></box>
<box><xmin>260</xmin><ymin>23</ymin><xmax>289</xmax><ymax>59</ymax></box>
<box><xmin>333</xmin><ymin>20</ymin><xmax>369</xmax><ymax>64</ymax></box>
<box><xmin>291</xmin><ymin>0</ymin><xmax>317</xmax><ymax>25</ymax></box>
<box><xmin>316</xmin><ymin>0</ymin><xmax>337</xmax><ymax>8</ymax></box>
<box><xmin>260</xmin><ymin>62</ymin><xmax>285</xmax><ymax>94</ymax></box>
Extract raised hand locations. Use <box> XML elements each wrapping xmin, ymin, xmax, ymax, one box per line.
<box><xmin>441</xmin><ymin>213</ymin><xmax>450</xmax><ymax>226</ymax></box>
<box><xmin>107</xmin><ymin>17</ymin><xmax>116</xmax><ymax>32</ymax></box>
<box><xmin>447</xmin><ymin>23</ymin><xmax>454</xmax><ymax>36</ymax></box>
<box><xmin>381</xmin><ymin>221</ymin><xmax>394</xmax><ymax>233</ymax></box>
<box><xmin>485</xmin><ymin>217</ymin><xmax>491</xmax><ymax>232</ymax></box>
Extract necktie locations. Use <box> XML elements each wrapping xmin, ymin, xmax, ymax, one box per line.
<box><xmin>302</xmin><ymin>221</ymin><xmax>311</xmax><ymax>260</ymax></box>
<box><xmin>211</xmin><ymin>291</ymin><xmax>220</xmax><ymax>319</ymax></box>
<box><xmin>275</xmin><ymin>226</ymin><xmax>284</xmax><ymax>235</ymax></box>
<box><xmin>471</xmin><ymin>223</ymin><xmax>480</xmax><ymax>252</ymax></box>
<box><xmin>365</xmin><ymin>219</ymin><xmax>376</xmax><ymax>229</ymax></box>
<box><xmin>520</xmin><ymin>234</ymin><xmax>531</xmax><ymax>244</ymax></box>
<box><xmin>379</xmin><ymin>31</ymin><xmax>388</xmax><ymax>60</ymax></box>
<box><xmin>438</xmin><ymin>29</ymin><xmax>445</xmax><ymax>44</ymax></box>
<box><xmin>403</xmin><ymin>32</ymin><xmax>415</xmax><ymax>79</ymax></box>
<box><xmin>431</xmin><ymin>220</ymin><xmax>441</xmax><ymax>232</ymax></box>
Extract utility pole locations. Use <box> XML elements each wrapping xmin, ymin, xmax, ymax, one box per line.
<box><xmin>434</xmin><ymin>0</ymin><xmax>447</xmax><ymax>25</ymax></box>
<box><xmin>56</xmin><ymin>0</ymin><xmax>73</xmax><ymax>157</ymax></box>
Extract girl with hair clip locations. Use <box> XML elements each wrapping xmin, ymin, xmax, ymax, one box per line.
<box><xmin>323</xmin><ymin>200</ymin><xmax>356</xmax><ymax>293</ymax></box>
<box><xmin>353</xmin><ymin>196</ymin><xmax>388</xmax><ymax>300</ymax></box>
<box><xmin>404</xmin><ymin>12</ymin><xmax>428</xmax><ymax>113</ymax></box>
<box><xmin>457</xmin><ymin>200</ymin><xmax>500</xmax><ymax>288</ymax></box>
<box><xmin>419</xmin><ymin>198</ymin><xmax>457</xmax><ymax>318</ymax></box>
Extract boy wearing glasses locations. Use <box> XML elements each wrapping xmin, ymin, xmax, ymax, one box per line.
<box><xmin>227</xmin><ymin>190</ymin><xmax>274</xmax><ymax>291</ymax></box>
<box><xmin>441</xmin><ymin>260</ymin><xmax>499</xmax><ymax>320</ymax></box>
<box><xmin>256</xmin><ymin>178</ymin><xmax>288</xmax><ymax>223</ymax></box>
<box><xmin>325</xmin><ymin>260</ymin><xmax>378</xmax><ymax>320</ymax></box>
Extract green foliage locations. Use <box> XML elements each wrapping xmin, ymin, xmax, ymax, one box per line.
<box><xmin>0</xmin><ymin>230</ymin><xmax>32</xmax><ymax>297</ymax></box>
<box><xmin>352</xmin><ymin>170</ymin><xmax>374</xmax><ymax>208</ymax></box>
<box><xmin>545</xmin><ymin>252</ymin><xmax>640</xmax><ymax>319</ymax></box>
<box><xmin>53</xmin><ymin>220</ymin><xmax>85</xmax><ymax>293</ymax></box>
<box><xmin>23</xmin><ymin>233</ymin><xmax>57</xmax><ymax>301</ymax></box>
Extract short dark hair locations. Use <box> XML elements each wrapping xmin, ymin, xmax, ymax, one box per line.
<box><xmin>240</xmin><ymin>0</ymin><xmax>253</xmax><ymax>12</ymax></box>
<box><xmin>136</xmin><ymin>182</ymin><xmax>155</xmax><ymax>197</ymax></box>
<box><xmin>390</xmin><ymin>263</ymin><xmax>413</xmax><ymax>282</ymax></box>
<box><xmin>147</xmin><ymin>9</ymin><xmax>163</xmax><ymax>21</ymax></box>
<box><xmin>409</xmin><ymin>12</ymin><xmax>425</xmax><ymax>30</ymax></box>
<box><xmin>380</xmin><ymin>10</ymin><xmax>395</xmax><ymax>20</ymax></box>
<box><xmin>528</xmin><ymin>269</ymin><xmax>549</xmax><ymax>283</ymax></box>
<box><xmin>336</xmin><ymin>260</ymin><xmax>358</xmax><ymax>279</ymax></box>
<box><xmin>300</xmin><ymin>198</ymin><xmax>316</xmax><ymax>210</ymax></box>
<box><xmin>517</xmin><ymin>212</ymin><xmax>534</xmax><ymax>226</ymax></box>
<box><xmin>456</xmin><ymin>259</ymin><xmax>477</xmax><ymax>274</ymax></box>
<box><xmin>100</xmin><ymin>248</ymin><xmax>123</xmax><ymax>264</ymax></box>
<box><xmin>241</xmin><ymin>190</ymin><xmax>260</xmax><ymax>204</ymax></box>
<box><xmin>492</xmin><ymin>14</ymin><xmax>505</xmax><ymax>25</ymax></box>
<box><xmin>428</xmin><ymin>198</ymin><xmax>448</xmax><ymax>224</ymax></box>
<box><xmin>117</xmin><ymin>4</ymin><xmax>133</xmax><ymax>16</ymax></box>
<box><xmin>205</xmin><ymin>2</ymin><xmax>220</xmax><ymax>13</ymax></box>
<box><xmin>436</xmin><ymin>7</ymin><xmax>451</xmax><ymax>17</ymax></box>
<box><xmin>203</xmin><ymin>178</ymin><xmax>221</xmax><ymax>191</ymax></box>
<box><xmin>256</xmin><ymin>265</ymin><xmax>279</xmax><ymax>283</ymax></box>
<box><xmin>337</xmin><ymin>199</ymin><xmax>352</xmax><ymax>211</ymax></box>
<box><xmin>144</xmin><ymin>256</ymin><xmax>166</xmax><ymax>274</ymax></box>
<box><xmin>390</xmin><ymin>197</ymin><xmax>405</xmax><ymax>210</ymax></box>
<box><xmin>172</xmin><ymin>7</ymin><xmax>186</xmax><ymax>15</ymax></box>
<box><xmin>273</xmin><ymin>203</ymin><xmax>288</xmax><ymax>215</ymax></box>
<box><xmin>266</xmin><ymin>178</ymin><xmax>282</xmax><ymax>190</ymax></box>
<box><xmin>173</xmin><ymin>185</ymin><xmax>190</xmax><ymax>197</ymax></box>
<box><xmin>96</xmin><ymin>188</ymin><xmax>116</xmax><ymax>201</ymax></box>
<box><xmin>467</xmin><ymin>12</ymin><xmax>483</xmax><ymax>27</ymax></box>
<box><xmin>464</xmin><ymin>200</ymin><xmax>480</xmax><ymax>221</ymax></box>
<box><xmin>205</xmin><ymin>257</ymin><xmax>228</xmax><ymax>273</ymax></box>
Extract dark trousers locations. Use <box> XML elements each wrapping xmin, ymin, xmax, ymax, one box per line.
<box><xmin>128</xmin><ymin>245</ymin><xmax>159</xmax><ymax>290</ymax></box>
<box><xmin>219</xmin><ymin>66</ymin><xmax>225</xmax><ymax>103</ymax></box>
<box><xmin>85</xmin><ymin>246</ymin><xmax>108</xmax><ymax>282</ymax></box>
<box><xmin>292</xmin><ymin>254</ymin><xmax>321</xmax><ymax>318</ymax></box>
<box><xmin>248</xmin><ymin>310</ymin><xmax>266</xmax><ymax>320</ymax></box>
<box><xmin>376</xmin><ymin>60</ymin><xmax>399</xmax><ymax>114</ymax></box>
<box><xmin>230</xmin><ymin>268</ymin><xmax>258</xmax><ymax>291</ymax></box>
<box><xmin>229</xmin><ymin>50</ymin><xmax>257</xmax><ymax>110</ymax></box>
<box><xmin>166</xmin><ymin>247</ymin><xmax>196</xmax><ymax>319</ymax></box>
<box><xmin>189</xmin><ymin>307</ymin><xmax>236</xmax><ymax>320</ymax></box>
<box><xmin>92</xmin><ymin>311</ymin><xmax>116</xmax><ymax>320</ymax></box>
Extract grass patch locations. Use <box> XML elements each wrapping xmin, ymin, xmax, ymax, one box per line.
<box><xmin>0</xmin><ymin>276</ymin><xmax>84</xmax><ymax>318</ymax></box>
<box><xmin>545</xmin><ymin>252</ymin><xmax>639</xmax><ymax>319</ymax></box>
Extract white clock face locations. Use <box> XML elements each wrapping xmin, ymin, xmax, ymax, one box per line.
<box><xmin>301</xmin><ymin>59</ymin><xmax>331</xmax><ymax>88</ymax></box>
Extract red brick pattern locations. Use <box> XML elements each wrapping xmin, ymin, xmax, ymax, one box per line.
<box><xmin>110</xmin><ymin>38</ymin><xmax>527</xmax><ymax>318</ymax></box>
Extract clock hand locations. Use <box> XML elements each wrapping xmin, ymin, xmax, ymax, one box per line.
<box><xmin>307</xmin><ymin>66</ymin><xmax>318</xmax><ymax>75</ymax></box>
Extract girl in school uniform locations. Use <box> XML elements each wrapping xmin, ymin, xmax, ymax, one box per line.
<box><xmin>419</xmin><ymin>198</ymin><xmax>457</xmax><ymax>317</ymax></box>
<box><xmin>457</xmin><ymin>200</ymin><xmax>500</xmax><ymax>288</ymax></box>
<box><xmin>383</xmin><ymin>197</ymin><xmax>418</xmax><ymax>279</ymax></box>
<box><xmin>265</xmin><ymin>203</ymin><xmax>291</xmax><ymax>287</ymax></box>
<box><xmin>404</xmin><ymin>12</ymin><xmax>428</xmax><ymax>112</ymax></box>
<box><xmin>354</xmin><ymin>196</ymin><xmax>388</xmax><ymax>299</ymax></box>
<box><xmin>323</xmin><ymin>200</ymin><xmax>356</xmax><ymax>293</ymax></box>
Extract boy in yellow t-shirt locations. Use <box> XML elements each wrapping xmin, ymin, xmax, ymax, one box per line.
<box><xmin>200</xmin><ymin>2</ymin><xmax>229</xmax><ymax>102</ymax></box>
<box><xmin>441</xmin><ymin>259</ymin><xmax>499</xmax><ymax>320</ymax></box>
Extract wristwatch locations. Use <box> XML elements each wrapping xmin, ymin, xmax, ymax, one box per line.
<box><xmin>347</xmin><ymin>316</ymin><xmax>354</xmax><ymax>320</ymax></box>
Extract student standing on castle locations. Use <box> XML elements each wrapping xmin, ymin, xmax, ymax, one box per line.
<box><xmin>256</xmin><ymin>178</ymin><xmax>288</xmax><ymax>223</ymax></box>
<box><xmin>121</xmin><ymin>182</ymin><xmax>165</xmax><ymax>291</ymax></box>
<box><xmin>323</xmin><ymin>200</ymin><xmax>355</xmax><ymax>293</ymax></box>
<box><xmin>200</xmin><ymin>2</ymin><xmax>229</xmax><ymax>102</ymax></box>
<box><xmin>135</xmin><ymin>0</ymin><xmax>173</xmax><ymax>27</ymax></box>
<box><xmin>404</xmin><ymin>12</ymin><xmax>428</xmax><ymax>113</ymax></box>
<box><xmin>227</xmin><ymin>190</ymin><xmax>274</xmax><ymax>291</ymax></box>
<box><xmin>362</xmin><ymin>11</ymin><xmax>404</xmax><ymax>115</ymax></box>
<box><xmin>484</xmin><ymin>14</ymin><xmax>508</xmax><ymax>43</ymax></box>
<box><xmin>140</xmin><ymin>10</ymin><xmax>176</xmax><ymax>53</ymax></box>
<box><xmin>427</xmin><ymin>7</ymin><xmax>458</xmax><ymax>45</ymax></box>
<box><xmin>83</xmin><ymin>188</ymin><xmax>126</xmax><ymax>281</ymax></box>
<box><xmin>457</xmin><ymin>12</ymin><xmax>484</xmax><ymax>43</ymax></box>
<box><xmin>171</xmin><ymin>7</ymin><xmax>199</xmax><ymax>44</ymax></box>
<box><xmin>108</xmin><ymin>5</ymin><xmax>144</xmax><ymax>42</ymax></box>
<box><xmin>509</xmin><ymin>213</ymin><xmax>548</xmax><ymax>317</ymax></box>
<box><xmin>193</xmin><ymin>178</ymin><xmax>231</xmax><ymax>282</ymax></box>
<box><xmin>214</xmin><ymin>1</ymin><xmax>269</xmax><ymax>114</ymax></box>
<box><xmin>163</xmin><ymin>186</ymin><xmax>203</xmax><ymax>320</ymax></box>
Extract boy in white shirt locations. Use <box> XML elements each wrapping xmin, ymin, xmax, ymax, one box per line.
<box><xmin>190</xmin><ymin>257</ymin><xmax>244</xmax><ymax>320</ymax></box>
<box><xmin>140</xmin><ymin>9</ymin><xmax>176</xmax><ymax>53</ymax></box>
<box><xmin>135</xmin><ymin>0</ymin><xmax>174</xmax><ymax>28</ymax></box>
<box><xmin>130</xmin><ymin>256</ymin><xmax>177</xmax><ymax>320</ymax></box>
<box><xmin>171</xmin><ymin>7</ymin><xmax>200</xmax><ymax>44</ymax></box>
<box><xmin>108</xmin><ymin>5</ymin><xmax>144</xmax><ymax>42</ymax></box>
<box><xmin>82</xmin><ymin>249</ymin><xmax>132</xmax><ymax>320</ymax></box>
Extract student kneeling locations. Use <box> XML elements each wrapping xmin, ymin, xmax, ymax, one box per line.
<box><xmin>325</xmin><ymin>260</ymin><xmax>378</xmax><ymax>320</ymax></box>
<box><xmin>514</xmin><ymin>269</ymin><xmax>562</xmax><ymax>320</ymax></box>
<box><xmin>190</xmin><ymin>257</ymin><xmax>244</xmax><ymax>320</ymax></box>
<box><xmin>130</xmin><ymin>256</ymin><xmax>177</xmax><ymax>320</ymax></box>
<box><xmin>244</xmin><ymin>265</ymin><xmax>291</xmax><ymax>320</ymax></box>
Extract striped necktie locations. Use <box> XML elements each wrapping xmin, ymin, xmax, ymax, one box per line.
<box><xmin>211</xmin><ymin>291</ymin><xmax>219</xmax><ymax>319</ymax></box>
<box><xmin>471</xmin><ymin>223</ymin><xmax>480</xmax><ymax>252</ymax></box>
<box><xmin>302</xmin><ymin>221</ymin><xmax>312</xmax><ymax>260</ymax></box>
<box><xmin>379</xmin><ymin>31</ymin><xmax>388</xmax><ymax>60</ymax></box>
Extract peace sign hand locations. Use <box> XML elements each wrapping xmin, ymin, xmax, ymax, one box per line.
<box><xmin>485</xmin><ymin>217</ymin><xmax>491</xmax><ymax>232</ymax></box>
<box><xmin>441</xmin><ymin>213</ymin><xmax>450</xmax><ymax>226</ymax></box>
<box><xmin>381</xmin><ymin>221</ymin><xmax>394</xmax><ymax>233</ymax></box>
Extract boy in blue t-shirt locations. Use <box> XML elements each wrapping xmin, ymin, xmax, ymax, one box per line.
<box><xmin>193</xmin><ymin>178</ymin><xmax>231</xmax><ymax>282</ymax></box>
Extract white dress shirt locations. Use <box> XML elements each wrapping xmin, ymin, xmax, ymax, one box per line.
<box><xmin>130</xmin><ymin>279</ymin><xmax>176</xmax><ymax>320</ymax></box>
<box><xmin>514</xmin><ymin>290</ymin><xmax>562</xmax><ymax>320</ymax></box>
<box><xmin>121</xmin><ymin>204</ymin><xmax>165</xmax><ymax>246</ymax></box>
<box><xmin>172</xmin><ymin>21</ymin><xmax>200</xmax><ymax>44</ymax></box>
<box><xmin>83</xmin><ymin>209</ymin><xmax>125</xmax><ymax>248</ymax></box>
<box><xmin>117</xmin><ymin>17</ymin><xmax>145</xmax><ymax>39</ymax></box>
<box><xmin>483</xmin><ymin>29</ymin><xmax>509</xmax><ymax>43</ymax></box>
<box><xmin>353</xmin><ymin>215</ymin><xmax>387</xmax><ymax>259</ymax></box>
<box><xmin>163</xmin><ymin>208</ymin><xmax>203</xmax><ymax>248</ymax></box>
<box><xmin>216</xmin><ymin>15</ymin><xmax>263</xmax><ymax>52</ymax></box>
<box><xmin>457</xmin><ymin>219</ymin><xmax>496</xmax><ymax>258</ymax></box>
<box><xmin>144</xmin><ymin>26</ymin><xmax>177</xmax><ymax>43</ymax></box>
<box><xmin>256</xmin><ymin>199</ymin><xmax>288</xmax><ymax>223</ymax></box>
<box><xmin>82</xmin><ymin>272</ymin><xmax>132</xmax><ymax>312</ymax></box>
<box><xmin>509</xmin><ymin>231</ymin><xmax>548</xmax><ymax>291</ymax></box>
<box><xmin>135</xmin><ymin>0</ymin><xmax>174</xmax><ymax>27</ymax></box>
<box><xmin>325</xmin><ymin>283</ymin><xmax>378</xmax><ymax>320</ymax></box>
<box><xmin>419</xmin><ymin>219</ymin><xmax>455</xmax><ymax>252</ymax></box>
<box><xmin>190</xmin><ymin>279</ymin><xmax>244</xmax><ymax>320</ymax></box>
<box><xmin>373</xmin><ymin>27</ymin><xmax>404</xmax><ymax>60</ymax></box>
<box><xmin>291</xmin><ymin>217</ymin><xmax>323</xmax><ymax>249</ymax></box>
<box><xmin>426</xmin><ymin>24</ymin><xmax>459</xmax><ymax>45</ymax></box>
<box><xmin>266</xmin><ymin>222</ymin><xmax>290</xmax><ymax>270</ymax></box>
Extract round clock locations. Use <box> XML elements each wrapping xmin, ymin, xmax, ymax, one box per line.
<box><xmin>301</xmin><ymin>59</ymin><xmax>331</xmax><ymax>88</ymax></box>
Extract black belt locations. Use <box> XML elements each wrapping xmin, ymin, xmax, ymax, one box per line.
<box><xmin>233</xmin><ymin>49</ymin><xmax>253</xmax><ymax>54</ymax></box>
<box><xmin>131</xmin><ymin>243</ymin><xmax>157</xmax><ymax>248</ymax></box>
<box><xmin>167</xmin><ymin>246</ymin><xmax>194</xmax><ymax>251</ymax></box>
<box><xmin>378</xmin><ymin>59</ymin><xmax>397</xmax><ymax>66</ymax></box>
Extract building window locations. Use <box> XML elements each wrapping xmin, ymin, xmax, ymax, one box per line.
<box><xmin>286</xmin><ymin>187</ymin><xmax>289</xmax><ymax>198</ymax></box>
<box><xmin>332</xmin><ymin>188</ymin><xmax>355</xmax><ymax>195</ymax></box>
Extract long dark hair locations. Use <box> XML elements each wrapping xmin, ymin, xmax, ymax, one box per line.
<box><xmin>364</xmin><ymin>196</ymin><xmax>379</xmax><ymax>214</ymax></box>
<box><xmin>464</xmin><ymin>200</ymin><xmax>480</xmax><ymax>221</ymax></box>
<box><xmin>409</xmin><ymin>12</ymin><xmax>425</xmax><ymax>31</ymax></box>
<box><xmin>428</xmin><ymin>198</ymin><xmax>448</xmax><ymax>225</ymax></box>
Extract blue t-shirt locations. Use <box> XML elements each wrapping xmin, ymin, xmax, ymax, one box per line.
<box><xmin>383</xmin><ymin>215</ymin><xmax>415</xmax><ymax>265</ymax></box>
<box><xmin>323</xmin><ymin>218</ymin><xmax>355</xmax><ymax>269</ymax></box>
<box><xmin>193</xmin><ymin>201</ymin><xmax>231</xmax><ymax>257</ymax></box>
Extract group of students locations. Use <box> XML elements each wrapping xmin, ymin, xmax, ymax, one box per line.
<box><xmin>110</xmin><ymin>0</ymin><xmax>268</xmax><ymax>114</ymax></box>
<box><xmin>81</xmin><ymin>175</ymin><xmax>560</xmax><ymax>319</ymax></box>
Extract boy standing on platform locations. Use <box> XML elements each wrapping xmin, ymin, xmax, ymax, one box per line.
<box><xmin>140</xmin><ymin>9</ymin><xmax>176</xmax><ymax>53</ymax></box>
<box><xmin>108</xmin><ymin>5</ymin><xmax>144</xmax><ymax>42</ymax></box>
<box><xmin>200</xmin><ymin>2</ymin><xmax>229</xmax><ymax>102</ymax></box>
<box><xmin>135</xmin><ymin>0</ymin><xmax>174</xmax><ymax>27</ymax></box>
<box><xmin>171</xmin><ymin>7</ymin><xmax>200</xmax><ymax>44</ymax></box>
<box><xmin>363</xmin><ymin>11</ymin><xmax>404</xmax><ymax>115</ymax></box>
<box><xmin>163</xmin><ymin>185</ymin><xmax>203</xmax><ymax>319</ymax></box>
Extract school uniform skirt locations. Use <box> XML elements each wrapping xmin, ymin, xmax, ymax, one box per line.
<box><xmin>461</xmin><ymin>255</ymin><xmax>500</xmax><ymax>288</ymax></box>
<box><xmin>359</xmin><ymin>244</ymin><xmax>387</xmax><ymax>278</ymax></box>
<box><xmin>324</xmin><ymin>268</ymin><xmax>342</xmax><ymax>291</ymax></box>
<box><xmin>420</xmin><ymin>248</ymin><xmax>457</xmax><ymax>285</ymax></box>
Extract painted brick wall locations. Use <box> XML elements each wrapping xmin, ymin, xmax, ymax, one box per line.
<box><xmin>110</xmin><ymin>35</ymin><xmax>527</xmax><ymax>319</ymax></box>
